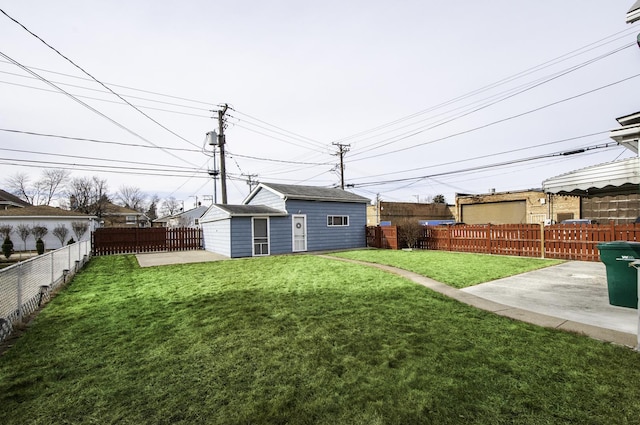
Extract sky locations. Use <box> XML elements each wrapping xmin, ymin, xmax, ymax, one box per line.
<box><xmin>1</xmin><ymin>1</ymin><xmax>639</xmax><ymax>210</ymax></box>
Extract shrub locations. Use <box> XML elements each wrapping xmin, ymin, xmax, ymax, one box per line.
<box><xmin>2</xmin><ymin>236</ymin><xmax>13</xmax><ymax>259</ymax></box>
<box><xmin>36</xmin><ymin>238</ymin><xmax>45</xmax><ymax>255</ymax></box>
<box><xmin>397</xmin><ymin>219</ymin><xmax>425</xmax><ymax>249</ymax></box>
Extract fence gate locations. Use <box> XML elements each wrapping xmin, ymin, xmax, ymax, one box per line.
<box><xmin>92</xmin><ymin>227</ymin><xmax>202</xmax><ymax>255</ymax></box>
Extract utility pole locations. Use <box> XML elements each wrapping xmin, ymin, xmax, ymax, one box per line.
<box><xmin>332</xmin><ymin>142</ymin><xmax>350</xmax><ymax>189</ymax></box>
<box><xmin>206</xmin><ymin>131</ymin><xmax>219</xmax><ymax>203</ymax></box>
<box><xmin>218</xmin><ymin>104</ymin><xmax>229</xmax><ymax>204</ymax></box>
<box><xmin>243</xmin><ymin>173</ymin><xmax>259</xmax><ymax>193</ymax></box>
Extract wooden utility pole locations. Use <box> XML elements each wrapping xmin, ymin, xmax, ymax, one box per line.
<box><xmin>218</xmin><ymin>104</ymin><xmax>229</xmax><ymax>204</ymax></box>
<box><xmin>332</xmin><ymin>142</ymin><xmax>350</xmax><ymax>189</ymax></box>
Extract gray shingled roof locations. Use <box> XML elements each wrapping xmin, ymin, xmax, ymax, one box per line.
<box><xmin>0</xmin><ymin>205</ymin><xmax>96</xmax><ymax>218</ymax></box>
<box><xmin>0</xmin><ymin>189</ymin><xmax>30</xmax><ymax>207</ymax></box>
<box><xmin>253</xmin><ymin>182</ymin><xmax>370</xmax><ymax>204</ymax></box>
<box><xmin>214</xmin><ymin>205</ymin><xmax>287</xmax><ymax>216</ymax></box>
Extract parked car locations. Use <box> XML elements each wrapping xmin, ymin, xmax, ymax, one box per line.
<box><xmin>560</xmin><ymin>219</ymin><xmax>597</xmax><ymax>225</ymax></box>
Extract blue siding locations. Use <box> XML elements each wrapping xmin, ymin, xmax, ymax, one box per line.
<box><xmin>230</xmin><ymin>217</ymin><xmax>253</xmax><ymax>258</ymax></box>
<box><xmin>269</xmin><ymin>216</ymin><xmax>292</xmax><ymax>254</ymax></box>
<box><xmin>285</xmin><ymin>200</ymin><xmax>366</xmax><ymax>251</ymax></box>
<box><xmin>209</xmin><ymin>197</ymin><xmax>367</xmax><ymax>258</ymax></box>
<box><xmin>248</xmin><ymin>188</ymin><xmax>285</xmax><ymax>210</ymax></box>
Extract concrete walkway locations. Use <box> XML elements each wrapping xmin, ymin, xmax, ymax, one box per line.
<box><xmin>321</xmin><ymin>255</ymin><xmax>638</xmax><ymax>349</ymax></box>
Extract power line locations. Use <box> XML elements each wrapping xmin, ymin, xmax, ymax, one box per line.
<box><xmin>0</xmin><ymin>50</ymin><xmax>199</xmax><ymax>167</ymax></box>
<box><xmin>229</xmin><ymin>107</ymin><xmax>325</xmax><ymax>148</ymax></box>
<box><xmin>350</xmin><ymin>142</ymin><xmax>619</xmax><ymax>188</ymax></box>
<box><xmin>348</xmin><ymin>131</ymin><xmax>610</xmax><ymax>182</ymax></box>
<box><xmin>349</xmin><ymin>42</ymin><xmax>636</xmax><ymax>158</ymax></box>
<box><xmin>351</xmin><ymin>72</ymin><xmax>640</xmax><ymax>162</ymax></box>
<box><xmin>0</xmin><ymin>159</ymin><xmax>211</xmax><ymax>179</ymax></box>
<box><xmin>0</xmin><ymin>59</ymin><xmax>214</xmax><ymax>106</ymax></box>
<box><xmin>0</xmin><ymin>69</ymin><xmax>211</xmax><ymax>112</ymax></box>
<box><xmin>0</xmin><ymin>147</ymin><xmax>201</xmax><ymax>171</ymax></box>
<box><xmin>0</xmin><ymin>7</ymin><xmax>202</xmax><ymax>150</ymax></box>
<box><xmin>0</xmin><ymin>128</ymin><xmax>201</xmax><ymax>152</ymax></box>
<box><xmin>0</xmin><ymin>79</ymin><xmax>212</xmax><ymax>118</ymax></box>
<box><xmin>335</xmin><ymin>27</ymin><xmax>640</xmax><ymax>144</ymax></box>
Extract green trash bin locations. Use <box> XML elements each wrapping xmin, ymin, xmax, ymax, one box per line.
<box><xmin>597</xmin><ymin>241</ymin><xmax>640</xmax><ymax>309</ymax></box>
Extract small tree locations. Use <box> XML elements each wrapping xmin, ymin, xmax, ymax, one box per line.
<box><xmin>32</xmin><ymin>225</ymin><xmax>48</xmax><ymax>253</ymax></box>
<box><xmin>397</xmin><ymin>219</ymin><xmax>424</xmax><ymax>249</ymax></box>
<box><xmin>16</xmin><ymin>224</ymin><xmax>31</xmax><ymax>252</ymax></box>
<box><xmin>2</xmin><ymin>236</ymin><xmax>13</xmax><ymax>259</ymax></box>
<box><xmin>52</xmin><ymin>224</ymin><xmax>69</xmax><ymax>247</ymax></box>
<box><xmin>0</xmin><ymin>224</ymin><xmax>12</xmax><ymax>240</ymax></box>
<box><xmin>71</xmin><ymin>221</ymin><xmax>89</xmax><ymax>241</ymax></box>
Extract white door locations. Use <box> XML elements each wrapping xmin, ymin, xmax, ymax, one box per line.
<box><xmin>292</xmin><ymin>215</ymin><xmax>307</xmax><ymax>252</ymax></box>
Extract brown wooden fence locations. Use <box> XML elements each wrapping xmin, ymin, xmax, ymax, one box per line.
<box><xmin>367</xmin><ymin>223</ymin><xmax>640</xmax><ymax>262</ymax></box>
<box><xmin>92</xmin><ymin>227</ymin><xmax>202</xmax><ymax>256</ymax></box>
<box><xmin>366</xmin><ymin>225</ymin><xmax>399</xmax><ymax>250</ymax></box>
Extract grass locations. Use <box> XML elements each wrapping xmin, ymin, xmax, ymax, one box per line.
<box><xmin>1</xmin><ymin>254</ymin><xmax>639</xmax><ymax>424</ymax></box>
<box><xmin>331</xmin><ymin>249</ymin><xmax>564</xmax><ymax>288</ymax></box>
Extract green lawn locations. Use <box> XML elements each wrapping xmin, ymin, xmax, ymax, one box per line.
<box><xmin>1</xmin><ymin>254</ymin><xmax>639</xmax><ymax>424</ymax></box>
<box><xmin>331</xmin><ymin>249</ymin><xmax>564</xmax><ymax>288</ymax></box>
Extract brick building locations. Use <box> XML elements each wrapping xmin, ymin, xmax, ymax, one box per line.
<box><xmin>455</xmin><ymin>189</ymin><xmax>580</xmax><ymax>225</ymax></box>
<box><xmin>367</xmin><ymin>201</ymin><xmax>455</xmax><ymax>225</ymax></box>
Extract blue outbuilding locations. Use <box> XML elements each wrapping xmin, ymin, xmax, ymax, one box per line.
<box><xmin>200</xmin><ymin>182</ymin><xmax>370</xmax><ymax>258</ymax></box>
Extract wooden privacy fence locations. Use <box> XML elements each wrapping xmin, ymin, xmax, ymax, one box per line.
<box><xmin>92</xmin><ymin>227</ymin><xmax>202</xmax><ymax>255</ymax></box>
<box><xmin>366</xmin><ymin>225</ymin><xmax>398</xmax><ymax>250</ymax></box>
<box><xmin>367</xmin><ymin>223</ymin><xmax>640</xmax><ymax>262</ymax></box>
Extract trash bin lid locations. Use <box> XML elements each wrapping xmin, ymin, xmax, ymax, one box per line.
<box><xmin>597</xmin><ymin>241</ymin><xmax>640</xmax><ymax>250</ymax></box>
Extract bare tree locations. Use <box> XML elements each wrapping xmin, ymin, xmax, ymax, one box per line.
<box><xmin>52</xmin><ymin>224</ymin><xmax>70</xmax><ymax>247</ymax></box>
<box><xmin>5</xmin><ymin>169</ymin><xmax>69</xmax><ymax>205</ymax></box>
<box><xmin>67</xmin><ymin>176</ymin><xmax>110</xmax><ymax>217</ymax></box>
<box><xmin>38</xmin><ymin>169</ymin><xmax>70</xmax><ymax>205</ymax></box>
<box><xmin>31</xmin><ymin>225</ymin><xmax>48</xmax><ymax>241</ymax></box>
<box><xmin>160</xmin><ymin>196</ymin><xmax>182</xmax><ymax>216</ymax></box>
<box><xmin>117</xmin><ymin>185</ymin><xmax>146</xmax><ymax>212</ymax></box>
<box><xmin>0</xmin><ymin>224</ymin><xmax>12</xmax><ymax>239</ymax></box>
<box><xmin>16</xmin><ymin>224</ymin><xmax>31</xmax><ymax>252</ymax></box>
<box><xmin>6</xmin><ymin>172</ymin><xmax>33</xmax><ymax>204</ymax></box>
<box><xmin>71</xmin><ymin>221</ymin><xmax>89</xmax><ymax>241</ymax></box>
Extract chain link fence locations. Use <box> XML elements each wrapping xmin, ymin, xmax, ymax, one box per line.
<box><xmin>0</xmin><ymin>240</ymin><xmax>92</xmax><ymax>343</ymax></box>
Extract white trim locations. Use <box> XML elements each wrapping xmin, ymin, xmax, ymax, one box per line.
<box><xmin>292</xmin><ymin>214</ymin><xmax>307</xmax><ymax>252</ymax></box>
<box><xmin>327</xmin><ymin>215</ymin><xmax>349</xmax><ymax>227</ymax></box>
<box><xmin>251</xmin><ymin>217</ymin><xmax>270</xmax><ymax>257</ymax></box>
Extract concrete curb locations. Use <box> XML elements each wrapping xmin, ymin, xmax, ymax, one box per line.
<box><xmin>318</xmin><ymin>255</ymin><xmax>637</xmax><ymax>349</ymax></box>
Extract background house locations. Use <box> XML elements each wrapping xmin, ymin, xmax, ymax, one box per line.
<box><xmin>0</xmin><ymin>189</ymin><xmax>30</xmax><ymax>210</ymax></box>
<box><xmin>153</xmin><ymin>205</ymin><xmax>207</xmax><ymax>228</ymax></box>
<box><xmin>455</xmin><ymin>189</ymin><xmax>580</xmax><ymax>224</ymax></box>
<box><xmin>100</xmin><ymin>202</ymin><xmax>150</xmax><ymax>228</ymax></box>
<box><xmin>201</xmin><ymin>183</ymin><xmax>370</xmax><ymax>258</ymax></box>
<box><xmin>0</xmin><ymin>205</ymin><xmax>97</xmax><ymax>251</ymax></box>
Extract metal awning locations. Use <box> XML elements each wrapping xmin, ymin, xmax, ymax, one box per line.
<box><xmin>542</xmin><ymin>157</ymin><xmax>640</xmax><ymax>195</ymax></box>
<box><xmin>627</xmin><ymin>0</ymin><xmax>640</xmax><ymax>23</ymax></box>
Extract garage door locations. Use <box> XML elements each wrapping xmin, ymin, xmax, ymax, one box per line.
<box><xmin>461</xmin><ymin>201</ymin><xmax>526</xmax><ymax>224</ymax></box>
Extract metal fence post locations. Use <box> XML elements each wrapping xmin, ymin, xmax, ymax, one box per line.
<box><xmin>17</xmin><ymin>263</ymin><xmax>23</xmax><ymax>322</ymax></box>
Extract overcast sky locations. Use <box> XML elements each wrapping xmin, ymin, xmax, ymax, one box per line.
<box><xmin>1</xmin><ymin>1</ymin><xmax>639</xmax><ymax>209</ymax></box>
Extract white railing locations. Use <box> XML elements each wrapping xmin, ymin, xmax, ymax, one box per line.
<box><xmin>0</xmin><ymin>240</ymin><xmax>92</xmax><ymax>342</ymax></box>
